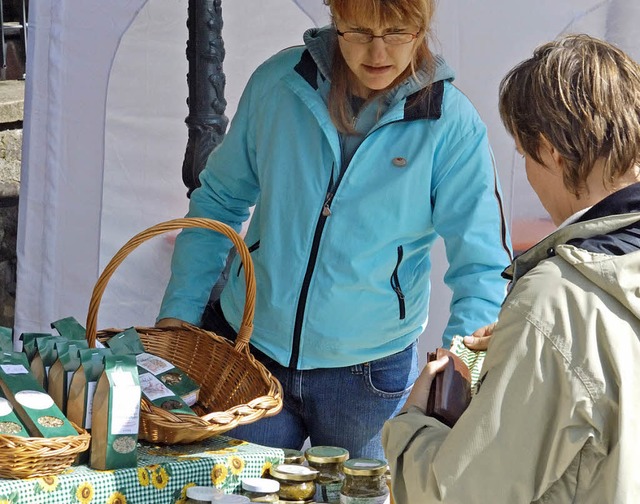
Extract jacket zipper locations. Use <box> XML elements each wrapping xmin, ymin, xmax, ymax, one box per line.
<box><xmin>390</xmin><ymin>246</ymin><xmax>406</xmax><ymax>320</ymax></box>
<box><xmin>289</xmin><ymin>170</ymin><xmax>337</xmax><ymax>368</ymax></box>
<box><xmin>289</xmin><ymin>113</ymin><xmax>405</xmax><ymax>367</ymax></box>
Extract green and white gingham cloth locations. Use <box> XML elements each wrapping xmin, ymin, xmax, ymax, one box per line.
<box><xmin>0</xmin><ymin>435</ymin><xmax>284</xmax><ymax>504</ymax></box>
<box><xmin>449</xmin><ymin>335</ymin><xmax>487</xmax><ymax>394</ymax></box>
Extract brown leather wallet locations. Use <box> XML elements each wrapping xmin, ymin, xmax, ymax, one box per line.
<box><xmin>425</xmin><ymin>348</ymin><xmax>472</xmax><ymax>427</ymax></box>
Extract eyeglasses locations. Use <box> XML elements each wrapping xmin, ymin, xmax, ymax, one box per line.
<box><xmin>336</xmin><ymin>29</ymin><xmax>420</xmax><ymax>45</ymax></box>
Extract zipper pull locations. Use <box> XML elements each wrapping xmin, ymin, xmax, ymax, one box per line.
<box><xmin>322</xmin><ymin>193</ymin><xmax>334</xmax><ymax>217</ymax></box>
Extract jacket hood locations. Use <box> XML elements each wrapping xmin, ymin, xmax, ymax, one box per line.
<box><xmin>302</xmin><ymin>24</ymin><xmax>455</xmax><ymax>103</ymax></box>
<box><xmin>505</xmin><ymin>212</ymin><xmax>640</xmax><ymax>319</ymax></box>
<box><xmin>555</xmin><ymin>244</ymin><xmax>640</xmax><ymax>319</ymax></box>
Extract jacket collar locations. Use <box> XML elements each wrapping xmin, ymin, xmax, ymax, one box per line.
<box><xmin>503</xmin><ymin>212</ymin><xmax>640</xmax><ymax>284</ymax></box>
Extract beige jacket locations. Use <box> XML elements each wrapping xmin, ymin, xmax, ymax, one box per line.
<box><xmin>383</xmin><ymin>212</ymin><xmax>640</xmax><ymax>503</ymax></box>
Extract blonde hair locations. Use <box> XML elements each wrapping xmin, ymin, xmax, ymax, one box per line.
<box><xmin>499</xmin><ymin>34</ymin><xmax>640</xmax><ymax>196</ymax></box>
<box><xmin>324</xmin><ymin>0</ymin><xmax>435</xmax><ymax>133</ymax></box>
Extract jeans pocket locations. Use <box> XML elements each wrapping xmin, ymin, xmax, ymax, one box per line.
<box><xmin>362</xmin><ymin>341</ymin><xmax>419</xmax><ymax>398</ymax></box>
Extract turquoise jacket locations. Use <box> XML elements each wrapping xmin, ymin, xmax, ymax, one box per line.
<box><xmin>159</xmin><ymin>27</ymin><xmax>512</xmax><ymax>369</ymax></box>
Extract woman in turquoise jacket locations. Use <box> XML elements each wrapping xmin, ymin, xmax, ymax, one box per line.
<box><xmin>158</xmin><ymin>0</ymin><xmax>512</xmax><ymax>459</ymax></box>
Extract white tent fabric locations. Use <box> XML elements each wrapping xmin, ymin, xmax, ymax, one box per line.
<box><xmin>15</xmin><ymin>0</ymin><xmax>640</xmax><ymax>356</ymax></box>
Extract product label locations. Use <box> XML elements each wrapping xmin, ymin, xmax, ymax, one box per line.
<box><xmin>136</xmin><ymin>353</ymin><xmax>173</xmax><ymax>375</ymax></box>
<box><xmin>340</xmin><ymin>495</ymin><xmax>390</xmax><ymax>504</ymax></box>
<box><xmin>15</xmin><ymin>390</ymin><xmax>54</xmax><ymax>410</ymax></box>
<box><xmin>182</xmin><ymin>390</ymin><xmax>198</xmax><ymax>407</ymax></box>
<box><xmin>66</xmin><ymin>371</ymin><xmax>74</xmax><ymax>394</ymax></box>
<box><xmin>1</xmin><ymin>364</ymin><xmax>28</xmax><ymax>374</ymax></box>
<box><xmin>316</xmin><ymin>482</ymin><xmax>343</xmax><ymax>503</ymax></box>
<box><xmin>138</xmin><ymin>372</ymin><xmax>173</xmax><ymax>400</ymax></box>
<box><xmin>110</xmin><ymin>384</ymin><xmax>141</xmax><ymax>435</ymax></box>
<box><xmin>85</xmin><ymin>381</ymin><xmax>97</xmax><ymax>429</ymax></box>
<box><xmin>0</xmin><ymin>397</ymin><xmax>13</xmax><ymax>415</ymax></box>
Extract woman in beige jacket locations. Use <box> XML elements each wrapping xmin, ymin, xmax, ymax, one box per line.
<box><xmin>383</xmin><ymin>34</ymin><xmax>640</xmax><ymax>503</ymax></box>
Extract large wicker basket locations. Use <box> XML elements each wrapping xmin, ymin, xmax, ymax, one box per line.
<box><xmin>85</xmin><ymin>218</ymin><xmax>283</xmax><ymax>444</ymax></box>
<box><xmin>0</xmin><ymin>422</ymin><xmax>90</xmax><ymax>479</ymax></box>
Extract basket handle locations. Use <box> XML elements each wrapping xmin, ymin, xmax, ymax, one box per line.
<box><xmin>85</xmin><ymin>218</ymin><xmax>256</xmax><ymax>352</ymax></box>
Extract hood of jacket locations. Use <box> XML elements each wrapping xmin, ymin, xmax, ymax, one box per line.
<box><xmin>504</xmin><ymin>211</ymin><xmax>640</xmax><ymax>320</ymax></box>
<box><xmin>302</xmin><ymin>24</ymin><xmax>456</xmax><ymax>105</ymax></box>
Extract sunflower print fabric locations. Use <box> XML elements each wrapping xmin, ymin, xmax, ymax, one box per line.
<box><xmin>0</xmin><ymin>435</ymin><xmax>284</xmax><ymax>504</ymax></box>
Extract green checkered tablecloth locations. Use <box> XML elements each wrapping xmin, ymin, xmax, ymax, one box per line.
<box><xmin>0</xmin><ymin>436</ymin><xmax>284</xmax><ymax>504</ymax></box>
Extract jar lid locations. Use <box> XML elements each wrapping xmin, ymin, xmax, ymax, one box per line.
<box><xmin>269</xmin><ymin>463</ymin><xmax>318</xmax><ymax>482</ymax></box>
<box><xmin>186</xmin><ymin>486</ymin><xmax>222</xmax><ymax>499</ymax></box>
<box><xmin>241</xmin><ymin>477</ymin><xmax>280</xmax><ymax>493</ymax></box>
<box><xmin>342</xmin><ymin>458</ymin><xmax>387</xmax><ymax>476</ymax></box>
<box><xmin>211</xmin><ymin>494</ymin><xmax>251</xmax><ymax>503</ymax></box>
<box><xmin>305</xmin><ymin>446</ymin><xmax>349</xmax><ymax>463</ymax></box>
<box><xmin>282</xmin><ymin>448</ymin><xmax>305</xmax><ymax>465</ymax></box>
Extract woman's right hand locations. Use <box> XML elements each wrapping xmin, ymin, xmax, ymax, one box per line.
<box><xmin>155</xmin><ymin>317</ymin><xmax>188</xmax><ymax>328</ymax></box>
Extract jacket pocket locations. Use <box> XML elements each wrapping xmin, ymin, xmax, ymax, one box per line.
<box><xmin>390</xmin><ymin>245</ymin><xmax>406</xmax><ymax>320</ymax></box>
<box><xmin>236</xmin><ymin>240</ymin><xmax>260</xmax><ymax>276</ymax></box>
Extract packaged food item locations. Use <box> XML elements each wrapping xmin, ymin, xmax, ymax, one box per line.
<box><xmin>50</xmin><ymin>316</ymin><xmax>88</xmax><ymax>340</ymax></box>
<box><xmin>29</xmin><ymin>335</ymin><xmax>59</xmax><ymax>387</ymax></box>
<box><xmin>0</xmin><ymin>327</ymin><xmax>13</xmax><ymax>352</ymax></box>
<box><xmin>184</xmin><ymin>485</ymin><xmax>223</xmax><ymax>503</ymax></box>
<box><xmin>0</xmin><ymin>352</ymin><xmax>78</xmax><ymax>437</ymax></box>
<box><xmin>90</xmin><ymin>354</ymin><xmax>141</xmax><ymax>470</ymax></box>
<box><xmin>47</xmin><ymin>340</ymin><xmax>89</xmax><ymax>412</ymax></box>
<box><xmin>106</xmin><ymin>327</ymin><xmax>198</xmax><ymax>414</ymax></box>
<box><xmin>305</xmin><ymin>446</ymin><xmax>349</xmax><ymax>503</ymax></box>
<box><xmin>20</xmin><ymin>332</ymin><xmax>53</xmax><ymax>362</ymax></box>
<box><xmin>269</xmin><ymin>463</ymin><xmax>318</xmax><ymax>503</ymax></box>
<box><xmin>283</xmin><ymin>448</ymin><xmax>306</xmax><ymax>465</ymax></box>
<box><xmin>241</xmin><ymin>478</ymin><xmax>280</xmax><ymax>502</ymax></box>
<box><xmin>339</xmin><ymin>458</ymin><xmax>389</xmax><ymax>504</ymax></box>
<box><xmin>0</xmin><ymin>388</ymin><xmax>29</xmax><ymax>437</ymax></box>
<box><xmin>66</xmin><ymin>348</ymin><xmax>112</xmax><ymax>430</ymax></box>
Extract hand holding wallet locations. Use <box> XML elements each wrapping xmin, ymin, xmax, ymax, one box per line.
<box><xmin>425</xmin><ymin>348</ymin><xmax>472</xmax><ymax>427</ymax></box>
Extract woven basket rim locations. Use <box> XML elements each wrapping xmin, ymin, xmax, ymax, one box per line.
<box><xmin>84</xmin><ymin>218</ymin><xmax>283</xmax><ymax>444</ymax></box>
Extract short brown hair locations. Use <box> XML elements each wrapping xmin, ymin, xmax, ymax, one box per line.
<box><xmin>499</xmin><ymin>34</ymin><xmax>640</xmax><ymax>196</ymax></box>
<box><xmin>324</xmin><ymin>0</ymin><xmax>435</xmax><ymax>133</ymax></box>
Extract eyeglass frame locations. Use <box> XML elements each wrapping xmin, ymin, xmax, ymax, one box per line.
<box><xmin>335</xmin><ymin>29</ymin><xmax>421</xmax><ymax>45</ymax></box>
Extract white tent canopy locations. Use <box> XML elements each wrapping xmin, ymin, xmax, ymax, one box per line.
<box><xmin>15</xmin><ymin>0</ymin><xmax>640</xmax><ymax>358</ymax></box>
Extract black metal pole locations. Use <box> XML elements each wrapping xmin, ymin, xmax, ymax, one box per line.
<box><xmin>182</xmin><ymin>0</ymin><xmax>228</xmax><ymax>197</ymax></box>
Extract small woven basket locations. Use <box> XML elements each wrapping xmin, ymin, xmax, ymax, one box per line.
<box><xmin>85</xmin><ymin>218</ymin><xmax>283</xmax><ymax>444</ymax></box>
<box><xmin>0</xmin><ymin>422</ymin><xmax>90</xmax><ymax>479</ymax></box>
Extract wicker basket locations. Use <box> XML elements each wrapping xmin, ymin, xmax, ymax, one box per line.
<box><xmin>85</xmin><ymin>218</ymin><xmax>283</xmax><ymax>444</ymax></box>
<box><xmin>0</xmin><ymin>422</ymin><xmax>90</xmax><ymax>479</ymax></box>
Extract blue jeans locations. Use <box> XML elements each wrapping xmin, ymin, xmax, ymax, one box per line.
<box><xmin>202</xmin><ymin>300</ymin><xmax>419</xmax><ymax>460</ymax></box>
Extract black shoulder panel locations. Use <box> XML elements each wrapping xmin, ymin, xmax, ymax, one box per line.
<box><xmin>404</xmin><ymin>80</ymin><xmax>444</xmax><ymax>121</ymax></box>
<box><xmin>294</xmin><ymin>50</ymin><xmax>319</xmax><ymax>90</ymax></box>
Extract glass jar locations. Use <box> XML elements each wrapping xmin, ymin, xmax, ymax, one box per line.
<box><xmin>340</xmin><ymin>459</ymin><xmax>389</xmax><ymax>504</ymax></box>
<box><xmin>211</xmin><ymin>495</ymin><xmax>251</xmax><ymax>504</ymax></box>
<box><xmin>305</xmin><ymin>446</ymin><xmax>349</xmax><ymax>503</ymax></box>
<box><xmin>184</xmin><ymin>486</ymin><xmax>222</xmax><ymax>504</ymax></box>
<box><xmin>282</xmin><ymin>448</ymin><xmax>306</xmax><ymax>465</ymax></box>
<box><xmin>241</xmin><ymin>478</ymin><xmax>280</xmax><ymax>503</ymax></box>
<box><xmin>269</xmin><ymin>463</ymin><xmax>318</xmax><ymax>502</ymax></box>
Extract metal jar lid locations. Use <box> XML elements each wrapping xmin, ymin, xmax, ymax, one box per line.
<box><xmin>342</xmin><ymin>458</ymin><xmax>387</xmax><ymax>476</ymax></box>
<box><xmin>269</xmin><ymin>464</ymin><xmax>318</xmax><ymax>482</ymax></box>
<box><xmin>305</xmin><ymin>446</ymin><xmax>349</xmax><ymax>464</ymax></box>
<box><xmin>282</xmin><ymin>448</ymin><xmax>306</xmax><ymax>465</ymax></box>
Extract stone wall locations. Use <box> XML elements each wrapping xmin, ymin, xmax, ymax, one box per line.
<box><xmin>0</xmin><ymin>79</ymin><xmax>24</xmax><ymax>329</ymax></box>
